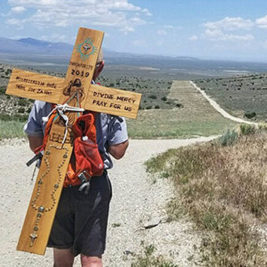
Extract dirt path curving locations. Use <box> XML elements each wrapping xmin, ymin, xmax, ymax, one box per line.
<box><xmin>0</xmin><ymin>136</ymin><xmax>216</xmax><ymax>267</ymax></box>
<box><xmin>190</xmin><ymin>81</ymin><xmax>258</xmax><ymax>126</ymax></box>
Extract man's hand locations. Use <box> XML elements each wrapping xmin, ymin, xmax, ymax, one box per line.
<box><xmin>108</xmin><ymin>140</ymin><xmax>129</xmax><ymax>160</ymax></box>
<box><xmin>27</xmin><ymin>135</ymin><xmax>43</xmax><ymax>152</ymax></box>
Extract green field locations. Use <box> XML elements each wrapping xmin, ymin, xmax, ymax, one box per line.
<box><xmin>127</xmin><ymin>81</ymin><xmax>237</xmax><ymax>138</ymax></box>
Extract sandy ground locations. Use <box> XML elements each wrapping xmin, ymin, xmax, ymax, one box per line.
<box><xmin>0</xmin><ymin>136</ymin><xmax>216</xmax><ymax>267</ymax></box>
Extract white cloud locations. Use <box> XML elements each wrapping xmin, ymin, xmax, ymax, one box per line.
<box><xmin>130</xmin><ymin>17</ymin><xmax>146</xmax><ymax>26</ymax></box>
<box><xmin>256</xmin><ymin>15</ymin><xmax>267</xmax><ymax>29</ymax></box>
<box><xmin>164</xmin><ymin>25</ymin><xmax>175</xmax><ymax>30</ymax></box>
<box><xmin>5</xmin><ymin>18</ymin><xmax>25</xmax><ymax>30</ymax></box>
<box><xmin>203</xmin><ymin>16</ymin><xmax>254</xmax><ymax>42</ymax></box>
<box><xmin>204</xmin><ymin>17</ymin><xmax>254</xmax><ymax>31</ymax></box>
<box><xmin>157</xmin><ymin>29</ymin><xmax>167</xmax><ymax>36</ymax></box>
<box><xmin>6</xmin><ymin>18</ymin><xmax>23</xmax><ymax>25</ymax></box>
<box><xmin>11</xmin><ymin>6</ymin><xmax>26</xmax><ymax>13</ymax></box>
<box><xmin>142</xmin><ymin>8</ymin><xmax>152</xmax><ymax>16</ymax></box>
<box><xmin>205</xmin><ymin>28</ymin><xmax>254</xmax><ymax>41</ymax></box>
<box><xmin>7</xmin><ymin>0</ymin><xmax>151</xmax><ymax>34</ymax></box>
<box><xmin>189</xmin><ymin>35</ymin><xmax>198</xmax><ymax>41</ymax></box>
<box><xmin>156</xmin><ymin>24</ymin><xmax>180</xmax><ymax>36</ymax></box>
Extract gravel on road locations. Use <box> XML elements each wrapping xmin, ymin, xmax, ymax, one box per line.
<box><xmin>0</xmin><ymin>136</ymin><xmax>216</xmax><ymax>266</ymax></box>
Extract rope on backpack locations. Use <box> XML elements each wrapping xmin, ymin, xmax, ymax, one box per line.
<box><xmin>42</xmin><ymin>103</ymin><xmax>84</xmax><ymax>144</ymax></box>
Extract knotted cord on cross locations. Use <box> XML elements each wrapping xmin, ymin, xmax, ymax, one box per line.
<box><xmin>42</xmin><ymin>92</ymin><xmax>84</xmax><ymax>144</ymax></box>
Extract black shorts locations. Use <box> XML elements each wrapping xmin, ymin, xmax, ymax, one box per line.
<box><xmin>47</xmin><ymin>172</ymin><xmax>112</xmax><ymax>257</ymax></box>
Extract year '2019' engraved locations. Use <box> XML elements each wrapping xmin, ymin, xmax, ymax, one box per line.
<box><xmin>71</xmin><ymin>69</ymin><xmax>90</xmax><ymax>77</ymax></box>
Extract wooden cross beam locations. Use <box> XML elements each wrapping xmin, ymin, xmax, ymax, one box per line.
<box><xmin>5</xmin><ymin>27</ymin><xmax>141</xmax><ymax>255</ymax></box>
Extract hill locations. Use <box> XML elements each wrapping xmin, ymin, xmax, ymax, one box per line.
<box><xmin>146</xmin><ymin>126</ymin><xmax>267</xmax><ymax>266</ymax></box>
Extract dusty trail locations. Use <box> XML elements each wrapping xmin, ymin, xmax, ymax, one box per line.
<box><xmin>190</xmin><ymin>81</ymin><xmax>258</xmax><ymax>126</ymax></box>
<box><xmin>0</xmin><ymin>136</ymin><xmax>216</xmax><ymax>267</ymax></box>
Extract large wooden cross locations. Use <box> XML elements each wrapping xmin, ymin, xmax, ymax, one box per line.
<box><xmin>6</xmin><ymin>27</ymin><xmax>141</xmax><ymax>255</ymax></box>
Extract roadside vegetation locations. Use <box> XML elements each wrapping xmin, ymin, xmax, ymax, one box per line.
<box><xmin>146</xmin><ymin>124</ymin><xmax>267</xmax><ymax>266</ymax></box>
<box><xmin>194</xmin><ymin>73</ymin><xmax>267</xmax><ymax>121</ymax></box>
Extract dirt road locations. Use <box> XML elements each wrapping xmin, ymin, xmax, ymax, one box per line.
<box><xmin>0</xmin><ymin>136</ymin><xmax>216</xmax><ymax>267</ymax></box>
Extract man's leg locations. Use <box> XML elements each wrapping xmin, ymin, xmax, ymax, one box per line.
<box><xmin>80</xmin><ymin>255</ymin><xmax>102</xmax><ymax>267</ymax></box>
<box><xmin>53</xmin><ymin>248</ymin><xmax>75</xmax><ymax>267</ymax></box>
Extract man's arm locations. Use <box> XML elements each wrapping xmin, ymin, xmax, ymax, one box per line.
<box><xmin>108</xmin><ymin>140</ymin><xmax>129</xmax><ymax>160</ymax></box>
<box><xmin>27</xmin><ymin>135</ymin><xmax>43</xmax><ymax>152</ymax></box>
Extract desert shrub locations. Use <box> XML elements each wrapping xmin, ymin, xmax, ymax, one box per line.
<box><xmin>259</xmin><ymin>123</ymin><xmax>267</xmax><ymax>131</ymax></box>
<box><xmin>161</xmin><ymin>96</ymin><xmax>167</xmax><ymax>101</ymax></box>
<box><xmin>240</xmin><ymin>124</ymin><xmax>256</xmax><ymax>135</ymax></box>
<box><xmin>218</xmin><ymin>129</ymin><xmax>238</xmax><ymax>146</ymax></box>
<box><xmin>18</xmin><ymin>98</ymin><xmax>28</xmax><ymax>106</ymax></box>
<box><xmin>0</xmin><ymin>86</ymin><xmax>6</xmax><ymax>94</ymax></box>
<box><xmin>148</xmin><ymin>94</ymin><xmax>157</xmax><ymax>99</ymax></box>
<box><xmin>5</xmin><ymin>69</ymin><xmax>11</xmax><ymax>76</ymax></box>
<box><xmin>18</xmin><ymin>107</ymin><xmax>25</xmax><ymax>113</ymax></box>
<box><xmin>244</xmin><ymin>111</ymin><xmax>256</xmax><ymax>119</ymax></box>
<box><xmin>155</xmin><ymin>105</ymin><xmax>160</xmax><ymax>109</ymax></box>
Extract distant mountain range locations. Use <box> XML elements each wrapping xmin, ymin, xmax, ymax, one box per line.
<box><xmin>0</xmin><ymin>37</ymin><xmax>267</xmax><ymax>76</ymax></box>
<box><xmin>0</xmin><ymin>37</ymin><xmax>73</xmax><ymax>56</ymax></box>
<box><xmin>0</xmin><ymin>36</ymin><xmax>198</xmax><ymax>61</ymax></box>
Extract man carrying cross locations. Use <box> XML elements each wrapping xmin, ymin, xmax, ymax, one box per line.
<box><xmin>24</xmin><ymin>50</ymin><xmax>129</xmax><ymax>267</ymax></box>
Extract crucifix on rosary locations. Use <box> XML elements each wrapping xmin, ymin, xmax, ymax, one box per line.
<box><xmin>6</xmin><ymin>27</ymin><xmax>141</xmax><ymax>255</ymax></box>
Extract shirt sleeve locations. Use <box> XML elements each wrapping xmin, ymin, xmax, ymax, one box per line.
<box><xmin>24</xmin><ymin>101</ymin><xmax>50</xmax><ymax>137</ymax></box>
<box><xmin>107</xmin><ymin>116</ymin><xmax>128</xmax><ymax>146</ymax></box>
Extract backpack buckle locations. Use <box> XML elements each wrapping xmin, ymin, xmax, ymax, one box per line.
<box><xmin>78</xmin><ymin>171</ymin><xmax>91</xmax><ymax>194</ymax></box>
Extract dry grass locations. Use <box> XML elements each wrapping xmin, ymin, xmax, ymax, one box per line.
<box><xmin>0</xmin><ymin>119</ymin><xmax>26</xmax><ymax>139</ymax></box>
<box><xmin>130</xmin><ymin>243</ymin><xmax>177</xmax><ymax>267</ymax></box>
<box><xmin>146</xmin><ymin>127</ymin><xmax>267</xmax><ymax>266</ymax></box>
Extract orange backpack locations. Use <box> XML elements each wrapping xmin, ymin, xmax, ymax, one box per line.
<box><xmin>34</xmin><ymin>107</ymin><xmax>104</xmax><ymax>188</ymax></box>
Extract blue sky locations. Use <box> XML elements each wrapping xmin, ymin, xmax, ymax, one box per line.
<box><xmin>0</xmin><ymin>0</ymin><xmax>267</xmax><ymax>62</ymax></box>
